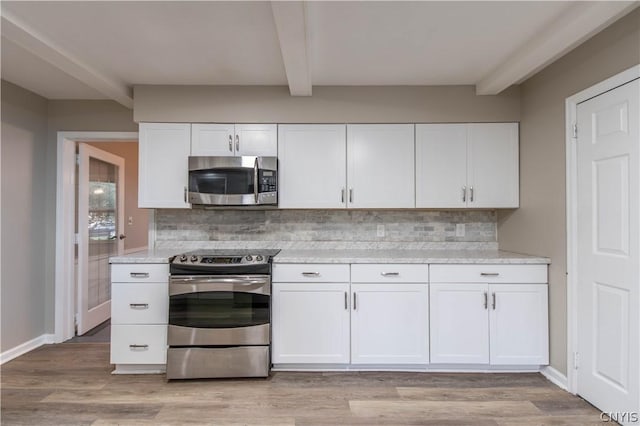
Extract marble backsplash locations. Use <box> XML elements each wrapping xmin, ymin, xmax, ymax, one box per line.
<box><xmin>154</xmin><ymin>209</ymin><xmax>498</xmax><ymax>250</ymax></box>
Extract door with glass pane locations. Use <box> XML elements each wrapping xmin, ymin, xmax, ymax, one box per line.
<box><xmin>77</xmin><ymin>144</ymin><xmax>125</xmax><ymax>335</ymax></box>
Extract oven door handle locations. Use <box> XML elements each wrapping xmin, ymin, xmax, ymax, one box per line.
<box><xmin>169</xmin><ymin>276</ymin><xmax>271</xmax><ymax>296</ymax></box>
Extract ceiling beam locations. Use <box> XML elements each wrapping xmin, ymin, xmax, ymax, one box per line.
<box><xmin>476</xmin><ymin>1</ymin><xmax>640</xmax><ymax>95</ymax></box>
<box><xmin>270</xmin><ymin>1</ymin><xmax>312</xmax><ymax>96</ymax></box>
<box><xmin>1</xmin><ymin>10</ymin><xmax>134</xmax><ymax>108</ymax></box>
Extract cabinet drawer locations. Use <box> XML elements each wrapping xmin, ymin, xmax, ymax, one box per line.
<box><xmin>273</xmin><ymin>264</ymin><xmax>350</xmax><ymax>282</ymax></box>
<box><xmin>111</xmin><ymin>264</ymin><xmax>169</xmax><ymax>283</ymax></box>
<box><xmin>111</xmin><ymin>283</ymin><xmax>168</xmax><ymax>324</ymax></box>
<box><xmin>110</xmin><ymin>325</ymin><xmax>167</xmax><ymax>364</ymax></box>
<box><xmin>430</xmin><ymin>264</ymin><xmax>547</xmax><ymax>283</ymax></box>
<box><xmin>351</xmin><ymin>264</ymin><xmax>429</xmax><ymax>283</ymax></box>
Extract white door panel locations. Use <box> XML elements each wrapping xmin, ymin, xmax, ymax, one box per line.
<box><xmin>278</xmin><ymin>125</ymin><xmax>347</xmax><ymax>208</ymax></box>
<box><xmin>577</xmin><ymin>78</ymin><xmax>639</xmax><ymax>420</ymax></box>
<box><xmin>235</xmin><ymin>124</ymin><xmax>277</xmax><ymax>156</ymax></box>
<box><xmin>191</xmin><ymin>123</ymin><xmax>235</xmax><ymax>156</ymax></box>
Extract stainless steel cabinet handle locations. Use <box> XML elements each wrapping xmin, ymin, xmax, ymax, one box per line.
<box><xmin>129</xmin><ymin>344</ymin><xmax>149</xmax><ymax>349</ymax></box>
<box><xmin>228</xmin><ymin>134</ymin><xmax>233</xmax><ymax>152</ymax></box>
<box><xmin>235</xmin><ymin>134</ymin><xmax>240</xmax><ymax>152</ymax></box>
<box><xmin>302</xmin><ymin>272</ymin><xmax>320</xmax><ymax>277</ymax></box>
<box><xmin>130</xmin><ymin>272</ymin><xmax>150</xmax><ymax>278</ymax></box>
<box><xmin>381</xmin><ymin>272</ymin><xmax>399</xmax><ymax>277</ymax></box>
<box><xmin>492</xmin><ymin>293</ymin><xmax>496</xmax><ymax>310</ymax></box>
<box><xmin>470</xmin><ymin>186</ymin><xmax>474</xmax><ymax>202</ymax></box>
<box><xmin>483</xmin><ymin>292</ymin><xmax>488</xmax><ymax>309</ymax></box>
<box><xmin>480</xmin><ymin>272</ymin><xmax>500</xmax><ymax>277</ymax></box>
<box><xmin>349</xmin><ymin>188</ymin><xmax>353</xmax><ymax>203</ymax></box>
<box><xmin>184</xmin><ymin>186</ymin><xmax>188</xmax><ymax>203</ymax></box>
<box><xmin>253</xmin><ymin>157</ymin><xmax>259</xmax><ymax>203</ymax></box>
<box><xmin>129</xmin><ymin>303</ymin><xmax>149</xmax><ymax>309</ymax></box>
<box><xmin>344</xmin><ymin>292</ymin><xmax>348</xmax><ymax>310</ymax></box>
<box><xmin>341</xmin><ymin>188</ymin><xmax>345</xmax><ymax>203</ymax></box>
<box><xmin>353</xmin><ymin>292</ymin><xmax>357</xmax><ymax>310</ymax></box>
<box><xmin>462</xmin><ymin>186</ymin><xmax>466</xmax><ymax>202</ymax></box>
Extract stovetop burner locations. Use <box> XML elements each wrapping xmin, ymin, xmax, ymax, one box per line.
<box><xmin>170</xmin><ymin>249</ymin><xmax>280</xmax><ymax>267</ymax></box>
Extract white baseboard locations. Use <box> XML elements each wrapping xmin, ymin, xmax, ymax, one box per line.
<box><xmin>541</xmin><ymin>365</ymin><xmax>569</xmax><ymax>390</ymax></box>
<box><xmin>0</xmin><ymin>334</ymin><xmax>56</xmax><ymax>365</ymax></box>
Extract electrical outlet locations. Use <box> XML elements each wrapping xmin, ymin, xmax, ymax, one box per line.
<box><xmin>377</xmin><ymin>224</ymin><xmax>385</xmax><ymax>237</ymax></box>
<box><xmin>455</xmin><ymin>223</ymin><xmax>465</xmax><ymax>237</ymax></box>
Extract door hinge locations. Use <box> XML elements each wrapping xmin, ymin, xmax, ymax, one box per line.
<box><xmin>74</xmin><ymin>233</ymin><xmax>80</xmax><ymax>245</ymax></box>
<box><xmin>74</xmin><ymin>314</ymin><xmax>79</xmax><ymax>333</ymax></box>
<box><xmin>75</xmin><ymin>153</ymin><xmax>80</xmax><ymax>165</ymax></box>
<box><xmin>573</xmin><ymin>351</ymin><xmax>580</xmax><ymax>370</ymax></box>
<box><xmin>572</xmin><ymin>124</ymin><xmax>578</xmax><ymax>139</ymax></box>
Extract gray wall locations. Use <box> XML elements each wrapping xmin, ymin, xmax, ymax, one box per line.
<box><xmin>42</xmin><ymin>101</ymin><xmax>138</xmax><ymax>333</ymax></box>
<box><xmin>86</xmin><ymin>141</ymin><xmax>148</xmax><ymax>252</ymax></box>
<box><xmin>134</xmin><ymin>85</ymin><xmax>521</xmax><ymax>123</ymax></box>
<box><xmin>1</xmin><ymin>81</ymin><xmax>48</xmax><ymax>351</ymax></box>
<box><xmin>498</xmin><ymin>8</ymin><xmax>640</xmax><ymax>375</ymax></box>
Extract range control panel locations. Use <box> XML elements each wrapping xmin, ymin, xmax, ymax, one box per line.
<box><xmin>171</xmin><ymin>253</ymin><xmax>269</xmax><ymax>266</ymax></box>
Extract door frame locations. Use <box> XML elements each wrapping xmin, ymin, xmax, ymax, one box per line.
<box><xmin>54</xmin><ymin>131</ymin><xmax>138</xmax><ymax>343</ymax></box>
<box><xmin>565</xmin><ymin>64</ymin><xmax>640</xmax><ymax>394</ymax></box>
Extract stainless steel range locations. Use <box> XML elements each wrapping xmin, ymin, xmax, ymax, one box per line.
<box><xmin>166</xmin><ymin>249</ymin><xmax>279</xmax><ymax>380</ymax></box>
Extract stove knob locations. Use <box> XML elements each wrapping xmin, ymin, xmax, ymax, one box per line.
<box><xmin>205</xmin><ymin>258</ymin><xmax>213</xmax><ymax>263</ymax></box>
<box><xmin>180</xmin><ymin>255</ymin><xmax>187</xmax><ymax>262</ymax></box>
<box><xmin>190</xmin><ymin>255</ymin><xmax>199</xmax><ymax>263</ymax></box>
<box><xmin>256</xmin><ymin>255</ymin><xmax>264</xmax><ymax>262</ymax></box>
<box><xmin>245</xmin><ymin>255</ymin><xmax>253</xmax><ymax>261</ymax></box>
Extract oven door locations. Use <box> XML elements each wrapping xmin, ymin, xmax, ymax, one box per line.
<box><xmin>168</xmin><ymin>275</ymin><xmax>271</xmax><ymax>346</ymax></box>
<box><xmin>188</xmin><ymin>156</ymin><xmax>277</xmax><ymax>206</ymax></box>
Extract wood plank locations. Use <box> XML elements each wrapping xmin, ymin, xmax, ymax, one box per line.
<box><xmin>349</xmin><ymin>400</ymin><xmax>543</xmax><ymax>418</ymax></box>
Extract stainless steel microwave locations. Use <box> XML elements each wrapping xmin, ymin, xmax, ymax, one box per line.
<box><xmin>188</xmin><ymin>156</ymin><xmax>277</xmax><ymax>206</ymax></box>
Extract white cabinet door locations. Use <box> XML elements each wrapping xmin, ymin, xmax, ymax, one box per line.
<box><xmin>347</xmin><ymin>124</ymin><xmax>415</xmax><ymax>208</ymax></box>
<box><xmin>191</xmin><ymin>123</ymin><xmax>235</xmax><ymax>156</ymax></box>
<box><xmin>416</xmin><ymin>124</ymin><xmax>468</xmax><ymax>208</ymax></box>
<box><xmin>351</xmin><ymin>283</ymin><xmax>429</xmax><ymax>364</ymax></box>
<box><xmin>138</xmin><ymin>123</ymin><xmax>190</xmax><ymax>208</ymax></box>
<box><xmin>467</xmin><ymin>123</ymin><xmax>519</xmax><ymax>208</ymax></box>
<box><xmin>235</xmin><ymin>124</ymin><xmax>277</xmax><ymax>156</ymax></box>
<box><xmin>278</xmin><ymin>125</ymin><xmax>347</xmax><ymax>208</ymax></box>
<box><xmin>429</xmin><ymin>283</ymin><xmax>489</xmax><ymax>364</ymax></box>
<box><xmin>272</xmin><ymin>283</ymin><xmax>350</xmax><ymax>364</ymax></box>
<box><xmin>489</xmin><ymin>284</ymin><xmax>549</xmax><ymax>365</ymax></box>
<box><xmin>191</xmin><ymin>124</ymin><xmax>276</xmax><ymax>157</ymax></box>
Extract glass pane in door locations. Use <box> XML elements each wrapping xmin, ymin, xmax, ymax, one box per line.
<box><xmin>87</xmin><ymin>157</ymin><xmax>118</xmax><ymax>310</ymax></box>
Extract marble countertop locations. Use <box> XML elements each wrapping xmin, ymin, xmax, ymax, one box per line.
<box><xmin>110</xmin><ymin>248</ymin><xmax>550</xmax><ymax>265</ymax></box>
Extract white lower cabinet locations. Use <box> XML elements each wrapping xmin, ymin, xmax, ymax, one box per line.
<box><xmin>272</xmin><ymin>264</ymin><xmax>429</xmax><ymax>366</ymax></box>
<box><xmin>110</xmin><ymin>263</ymin><xmax>169</xmax><ymax>370</ymax></box>
<box><xmin>272</xmin><ymin>283</ymin><xmax>350</xmax><ymax>364</ymax></box>
<box><xmin>351</xmin><ymin>283</ymin><xmax>429</xmax><ymax>364</ymax></box>
<box><xmin>429</xmin><ymin>264</ymin><xmax>549</xmax><ymax>366</ymax></box>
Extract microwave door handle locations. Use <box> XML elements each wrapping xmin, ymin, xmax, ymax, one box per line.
<box><xmin>254</xmin><ymin>158</ymin><xmax>259</xmax><ymax>204</ymax></box>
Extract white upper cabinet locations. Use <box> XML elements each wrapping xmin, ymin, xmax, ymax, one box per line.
<box><xmin>416</xmin><ymin>123</ymin><xmax>519</xmax><ymax>208</ymax></box>
<box><xmin>347</xmin><ymin>124</ymin><xmax>415</xmax><ymax>208</ymax></box>
<box><xmin>278</xmin><ymin>124</ymin><xmax>347</xmax><ymax>208</ymax></box>
<box><xmin>191</xmin><ymin>123</ymin><xmax>277</xmax><ymax>157</ymax></box>
<box><xmin>467</xmin><ymin>123</ymin><xmax>519</xmax><ymax>208</ymax></box>
<box><xmin>415</xmin><ymin>124</ymin><xmax>468</xmax><ymax>208</ymax></box>
<box><xmin>138</xmin><ymin>123</ymin><xmax>191</xmax><ymax>209</ymax></box>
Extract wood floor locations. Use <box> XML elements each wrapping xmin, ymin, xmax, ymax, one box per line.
<box><xmin>1</xmin><ymin>343</ymin><xmax>604</xmax><ymax>425</ymax></box>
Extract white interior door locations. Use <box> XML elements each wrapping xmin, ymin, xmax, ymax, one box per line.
<box><xmin>77</xmin><ymin>144</ymin><xmax>125</xmax><ymax>335</ymax></box>
<box><xmin>576</xmin><ymin>78</ymin><xmax>639</xmax><ymax>421</ymax></box>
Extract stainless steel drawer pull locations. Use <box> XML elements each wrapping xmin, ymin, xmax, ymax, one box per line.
<box><xmin>349</xmin><ymin>188</ymin><xmax>353</xmax><ymax>203</ymax></box>
<box><xmin>462</xmin><ymin>186</ymin><xmax>466</xmax><ymax>202</ymax></box>
<box><xmin>129</xmin><ymin>344</ymin><xmax>149</xmax><ymax>350</ymax></box>
<box><xmin>341</xmin><ymin>188</ymin><xmax>345</xmax><ymax>203</ymax></box>
<box><xmin>129</xmin><ymin>303</ymin><xmax>149</xmax><ymax>309</ymax></box>
<box><xmin>130</xmin><ymin>272</ymin><xmax>150</xmax><ymax>278</ymax></box>
<box><xmin>302</xmin><ymin>272</ymin><xmax>320</xmax><ymax>277</ymax></box>
<box><xmin>492</xmin><ymin>293</ymin><xmax>496</xmax><ymax>310</ymax></box>
<box><xmin>470</xmin><ymin>186</ymin><xmax>474</xmax><ymax>202</ymax></box>
<box><xmin>480</xmin><ymin>272</ymin><xmax>500</xmax><ymax>276</ymax></box>
<box><xmin>381</xmin><ymin>272</ymin><xmax>399</xmax><ymax>277</ymax></box>
<box><xmin>483</xmin><ymin>292</ymin><xmax>488</xmax><ymax>310</ymax></box>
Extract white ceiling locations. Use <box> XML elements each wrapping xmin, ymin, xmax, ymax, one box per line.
<box><xmin>1</xmin><ymin>1</ymin><xmax>638</xmax><ymax>108</ymax></box>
